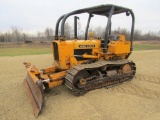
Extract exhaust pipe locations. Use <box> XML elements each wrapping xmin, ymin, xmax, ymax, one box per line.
<box><xmin>74</xmin><ymin>16</ymin><xmax>79</xmax><ymax>39</ymax></box>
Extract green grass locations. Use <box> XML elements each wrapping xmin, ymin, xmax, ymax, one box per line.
<box><xmin>0</xmin><ymin>48</ymin><xmax>52</xmax><ymax>56</ymax></box>
<box><xmin>0</xmin><ymin>43</ymin><xmax>160</xmax><ymax>56</ymax></box>
<box><xmin>133</xmin><ymin>44</ymin><xmax>160</xmax><ymax>51</ymax></box>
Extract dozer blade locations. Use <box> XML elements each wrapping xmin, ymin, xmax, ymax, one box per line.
<box><xmin>24</xmin><ymin>72</ymin><xmax>44</xmax><ymax>117</ymax></box>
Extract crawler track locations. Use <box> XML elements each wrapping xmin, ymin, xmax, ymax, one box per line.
<box><xmin>65</xmin><ymin>59</ymin><xmax>136</xmax><ymax>96</ymax></box>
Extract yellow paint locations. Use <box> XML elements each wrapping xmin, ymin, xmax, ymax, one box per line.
<box><xmin>48</xmin><ymin>71</ymin><xmax>67</xmax><ymax>88</ymax></box>
<box><xmin>108</xmin><ymin>34</ymin><xmax>131</xmax><ymax>55</ymax></box>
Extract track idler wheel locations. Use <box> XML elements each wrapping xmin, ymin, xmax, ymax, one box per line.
<box><xmin>72</xmin><ymin>70</ymin><xmax>90</xmax><ymax>96</ymax></box>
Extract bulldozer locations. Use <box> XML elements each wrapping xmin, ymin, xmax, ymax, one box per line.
<box><xmin>23</xmin><ymin>4</ymin><xmax>136</xmax><ymax>117</ymax></box>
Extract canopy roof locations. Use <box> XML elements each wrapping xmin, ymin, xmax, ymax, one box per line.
<box><xmin>70</xmin><ymin>4</ymin><xmax>132</xmax><ymax>16</ymax></box>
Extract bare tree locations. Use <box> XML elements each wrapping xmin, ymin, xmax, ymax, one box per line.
<box><xmin>133</xmin><ymin>29</ymin><xmax>142</xmax><ymax>40</ymax></box>
<box><xmin>4</xmin><ymin>32</ymin><xmax>11</xmax><ymax>42</ymax></box>
<box><xmin>11</xmin><ymin>26</ymin><xmax>22</xmax><ymax>42</ymax></box>
<box><xmin>77</xmin><ymin>21</ymin><xmax>82</xmax><ymax>39</ymax></box>
<box><xmin>64</xmin><ymin>22</ymin><xmax>72</xmax><ymax>39</ymax></box>
<box><xmin>94</xmin><ymin>26</ymin><xmax>105</xmax><ymax>38</ymax></box>
<box><xmin>0</xmin><ymin>33</ymin><xmax>5</xmax><ymax>42</ymax></box>
<box><xmin>44</xmin><ymin>27</ymin><xmax>54</xmax><ymax>40</ymax></box>
<box><xmin>22</xmin><ymin>33</ymin><xmax>27</xmax><ymax>41</ymax></box>
<box><xmin>37</xmin><ymin>31</ymin><xmax>44</xmax><ymax>41</ymax></box>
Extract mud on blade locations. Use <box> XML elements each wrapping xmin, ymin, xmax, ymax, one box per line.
<box><xmin>24</xmin><ymin>66</ymin><xmax>44</xmax><ymax>117</ymax></box>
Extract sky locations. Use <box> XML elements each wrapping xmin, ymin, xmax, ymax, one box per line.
<box><xmin>0</xmin><ymin>0</ymin><xmax>160</xmax><ymax>35</ymax></box>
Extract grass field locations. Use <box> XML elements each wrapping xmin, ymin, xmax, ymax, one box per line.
<box><xmin>133</xmin><ymin>44</ymin><xmax>160</xmax><ymax>51</ymax></box>
<box><xmin>0</xmin><ymin>48</ymin><xmax>52</xmax><ymax>56</ymax></box>
<box><xmin>0</xmin><ymin>42</ymin><xmax>160</xmax><ymax>56</ymax></box>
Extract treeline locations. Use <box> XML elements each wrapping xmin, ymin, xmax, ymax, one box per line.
<box><xmin>0</xmin><ymin>25</ymin><xmax>160</xmax><ymax>42</ymax></box>
<box><xmin>0</xmin><ymin>27</ymin><xmax>54</xmax><ymax>42</ymax></box>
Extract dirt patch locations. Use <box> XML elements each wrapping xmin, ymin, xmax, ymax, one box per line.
<box><xmin>0</xmin><ymin>50</ymin><xmax>160</xmax><ymax>120</ymax></box>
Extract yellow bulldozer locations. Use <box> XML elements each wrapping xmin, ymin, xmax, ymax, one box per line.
<box><xmin>23</xmin><ymin>4</ymin><xmax>136</xmax><ymax>117</ymax></box>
